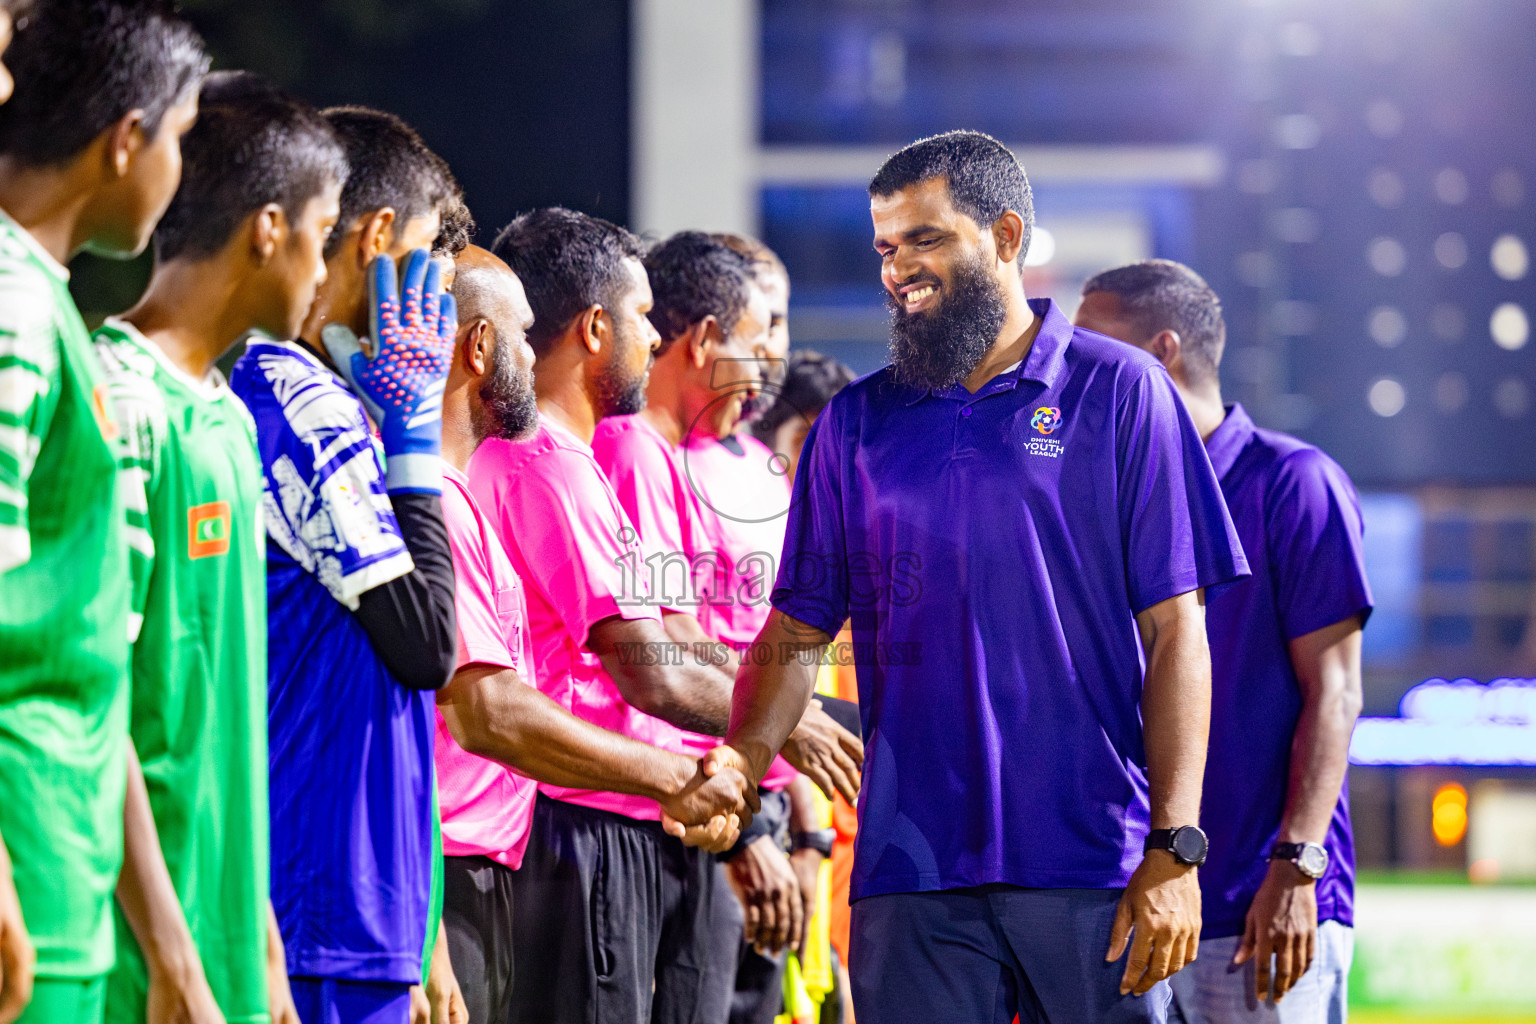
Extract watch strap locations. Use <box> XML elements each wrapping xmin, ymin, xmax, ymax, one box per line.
<box><xmin>791</xmin><ymin>829</ymin><xmax>835</xmax><ymax>857</ymax></box>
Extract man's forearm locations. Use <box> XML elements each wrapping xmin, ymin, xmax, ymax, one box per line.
<box><xmin>640</xmin><ymin>658</ymin><xmax>734</xmax><ymax>736</ymax></box>
<box><xmin>727</xmin><ymin>610</ymin><xmax>831</xmax><ymax>782</ymax></box>
<box><xmin>661</xmin><ymin>609</ymin><xmax>742</xmax><ymax>680</ymax></box>
<box><xmin>592</xmin><ymin>617</ymin><xmax>736</xmax><ymax>736</ymax></box>
<box><xmin>116</xmin><ymin>745</ymin><xmax>198</xmax><ymax>978</ymax></box>
<box><xmin>1281</xmin><ymin>618</ymin><xmax>1364</xmax><ymax>843</ymax></box>
<box><xmin>440</xmin><ymin>667</ymin><xmax>694</xmax><ymax>801</ymax></box>
<box><xmin>1136</xmin><ymin>591</ymin><xmax>1211</xmax><ymax>830</ymax></box>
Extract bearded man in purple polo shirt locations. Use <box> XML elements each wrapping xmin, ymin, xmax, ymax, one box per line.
<box><xmin>1076</xmin><ymin>260</ymin><xmax>1371</xmax><ymax>1024</ymax></box>
<box><xmin>708</xmin><ymin>131</ymin><xmax>1250</xmax><ymax>1023</ymax></box>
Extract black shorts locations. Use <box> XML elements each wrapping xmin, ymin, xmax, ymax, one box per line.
<box><xmin>506</xmin><ymin>794</ymin><xmax>743</xmax><ymax>1024</ymax></box>
<box><xmin>442</xmin><ymin>855</ymin><xmax>517</xmax><ymax>1024</ymax></box>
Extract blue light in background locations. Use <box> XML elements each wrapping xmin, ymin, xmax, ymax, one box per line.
<box><xmin>1350</xmin><ymin>677</ymin><xmax>1536</xmax><ymax>766</ymax></box>
<box><xmin>1359</xmin><ymin>492</ymin><xmax>1423</xmax><ymax>664</ymax></box>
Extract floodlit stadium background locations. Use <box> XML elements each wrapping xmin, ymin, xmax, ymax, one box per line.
<box><xmin>70</xmin><ymin>2</ymin><xmax>1536</xmax><ymax>1020</ymax></box>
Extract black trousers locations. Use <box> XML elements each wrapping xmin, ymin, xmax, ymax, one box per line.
<box><xmin>506</xmin><ymin>794</ymin><xmax>743</xmax><ymax>1024</ymax></box>
<box><xmin>442</xmin><ymin>855</ymin><xmax>517</xmax><ymax>1024</ymax></box>
<box><xmin>727</xmin><ymin>790</ymin><xmax>791</xmax><ymax>1024</ymax></box>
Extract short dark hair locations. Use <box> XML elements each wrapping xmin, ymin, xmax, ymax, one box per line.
<box><xmin>152</xmin><ymin>72</ymin><xmax>346</xmax><ymax>263</ymax></box>
<box><xmin>1080</xmin><ymin>259</ymin><xmax>1227</xmax><ymax>384</ymax></box>
<box><xmin>645</xmin><ymin>231</ymin><xmax>757</xmax><ymax>357</ymax></box>
<box><xmin>321</xmin><ymin>106</ymin><xmax>462</xmax><ymax>260</ymax></box>
<box><xmin>711</xmin><ymin>232</ymin><xmax>787</xmax><ymax>290</ymax></box>
<box><xmin>868</xmin><ymin>130</ymin><xmax>1033</xmax><ymax>271</ymax></box>
<box><xmin>0</xmin><ymin>0</ymin><xmax>207</xmax><ymax>166</ymax></box>
<box><xmin>431</xmin><ymin>193</ymin><xmax>476</xmax><ymax>259</ymax></box>
<box><xmin>751</xmin><ymin>349</ymin><xmax>855</xmax><ymax>444</ymax></box>
<box><xmin>491</xmin><ymin>207</ymin><xmax>646</xmax><ymax>358</ymax></box>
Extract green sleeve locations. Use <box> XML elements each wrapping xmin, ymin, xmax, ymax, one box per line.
<box><xmin>0</xmin><ymin>263</ymin><xmax>61</xmax><ymax>573</ymax></box>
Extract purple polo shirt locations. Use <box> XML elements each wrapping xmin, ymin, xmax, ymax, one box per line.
<box><xmin>1199</xmin><ymin>403</ymin><xmax>1372</xmax><ymax>938</ymax></box>
<box><xmin>772</xmin><ymin>298</ymin><xmax>1248</xmax><ymax>902</ymax></box>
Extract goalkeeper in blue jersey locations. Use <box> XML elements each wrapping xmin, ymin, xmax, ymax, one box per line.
<box><xmin>230</xmin><ymin>107</ymin><xmax>466</xmax><ymax>1024</ymax></box>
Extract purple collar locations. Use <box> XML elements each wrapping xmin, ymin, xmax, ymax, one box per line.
<box><xmin>1205</xmin><ymin>402</ymin><xmax>1257</xmax><ymax>479</ymax></box>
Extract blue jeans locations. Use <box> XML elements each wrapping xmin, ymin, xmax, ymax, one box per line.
<box><xmin>851</xmin><ymin>885</ymin><xmax>1171</xmax><ymax>1024</ymax></box>
<box><xmin>1169</xmin><ymin>921</ymin><xmax>1352</xmax><ymax>1024</ymax></box>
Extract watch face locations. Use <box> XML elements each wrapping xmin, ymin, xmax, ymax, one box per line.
<box><xmin>1171</xmin><ymin>827</ymin><xmax>1208</xmax><ymax>865</ymax></box>
<box><xmin>1298</xmin><ymin>844</ymin><xmax>1329</xmax><ymax>878</ymax></box>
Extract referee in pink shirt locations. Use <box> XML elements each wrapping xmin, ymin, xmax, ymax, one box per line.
<box><xmin>468</xmin><ymin>211</ymin><xmax>862</xmax><ymax>1024</ymax></box>
<box><xmin>430</xmin><ymin>246</ymin><xmax>756</xmax><ymax>1022</ymax></box>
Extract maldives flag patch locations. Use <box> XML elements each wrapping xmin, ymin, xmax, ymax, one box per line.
<box><xmin>187</xmin><ymin>501</ymin><xmax>231</xmax><ymax>559</ymax></box>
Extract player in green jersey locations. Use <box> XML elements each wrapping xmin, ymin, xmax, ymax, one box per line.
<box><xmin>94</xmin><ymin>72</ymin><xmax>347</xmax><ymax>1024</ymax></box>
<box><xmin>0</xmin><ymin>4</ymin><xmax>207</xmax><ymax>1022</ymax></box>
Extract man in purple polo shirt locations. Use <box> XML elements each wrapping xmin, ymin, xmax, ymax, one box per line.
<box><xmin>1076</xmin><ymin>260</ymin><xmax>1371</xmax><ymax>1024</ymax></box>
<box><xmin>711</xmin><ymin>130</ymin><xmax>1249</xmax><ymax>1023</ymax></box>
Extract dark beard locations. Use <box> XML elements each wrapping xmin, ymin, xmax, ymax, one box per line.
<box><xmin>474</xmin><ymin>337</ymin><xmax>539</xmax><ymax>442</ymax></box>
<box><xmin>595</xmin><ymin>314</ymin><xmax>649</xmax><ymax>418</ymax></box>
<box><xmin>886</xmin><ymin>254</ymin><xmax>1008</xmax><ymax>391</ymax></box>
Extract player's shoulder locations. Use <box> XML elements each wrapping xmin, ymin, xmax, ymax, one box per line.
<box><xmin>1244</xmin><ymin>425</ymin><xmax>1357</xmax><ymax>506</ymax></box>
<box><xmin>1266</xmin><ymin>432</ymin><xmax>1352</xmax><ymax>486</ymax></box>
<box><xmin>92</xmin><ymin>319</ymin><xmax>159</xmax><ymax>381</ymax></box>
<box><xmin>92</xmin><ymin>321</ymin><xmax>168</xmax><ymax>428</ymax></box>
<box><xmin>0</xmin><ymin>241</ymin><xmax>63</xmax><ymax>342</ymax></box>
<box><xmin>593</xmin><ymin>414</ymin><xmax>672</xmax><ymax>469</ymax></box>
<box><xmin>819</xmin><ymin>365</ymin><xmax>897</xmax><ymax>418</ymax></box>
<box><xmin>591</xmin><ymin>412</ymin><xmax>650</xmax><ymax>453</ymax></box>
<box><xmin>1065</xmin><ymin>324</ymin><xmax>1166</xmax><ymax>378</ymax></box>
<box><xmin>231</xmin><ymin>339</ymin><xmax>368</xmax><ymax>442</ymax></box>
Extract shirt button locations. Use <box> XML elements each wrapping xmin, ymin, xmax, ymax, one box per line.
<box><xmin>961</xmin><ymin>407</ymin><xmax>973</xmax><ymax>418</ymax></box>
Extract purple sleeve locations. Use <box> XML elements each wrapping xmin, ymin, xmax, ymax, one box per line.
<box><xmin>1116</xmin><ymin>366</ymin><xmax>1249</xmax><ymax>613</ymax></box>
<box><xmin>1266</xmin><ymin>448</ymin><xmax>1374</xmax><ymax>640</ymax></box>
<box><xmin>769</xmin><ymin>402</ymin><xmax>851</xmax><ymax>637</ymax></box>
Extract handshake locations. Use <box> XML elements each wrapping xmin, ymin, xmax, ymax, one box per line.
<box><xmin>657</xmin><ymin>700</ymin><xmax>865</xmax><ymax>854</ymax></box>
<box><xmin>657</xmin><ymin>745</ymin><xmax>761</xmax><ymax>853</ymax></box>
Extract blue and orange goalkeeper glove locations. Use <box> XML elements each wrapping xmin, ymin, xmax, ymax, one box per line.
<box><xmin>324</xmin><ymin>249</ymin><xmax>457</xmax><ymax>493</ymax></box>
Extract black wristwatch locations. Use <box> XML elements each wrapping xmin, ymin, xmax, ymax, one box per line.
<box><xmin>791</xmin><ymin>828</ymin><xmax>836</xmax><ymax>858</ymax></box>
<box><xmin>1144</xmin><ymin>826</ymin><xmax>1208</xmax><ymax>866</ymax></box>
<box><xmin>1271</xmin><ymin>841</ymin><xmax>1329</xmax><ymax>879</ymax></box>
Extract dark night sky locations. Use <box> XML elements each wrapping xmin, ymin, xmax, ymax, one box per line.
<box><xmin>72</xmin><ymin>0</ymin><xmax>632</xmax><ymax>317</ymax></box>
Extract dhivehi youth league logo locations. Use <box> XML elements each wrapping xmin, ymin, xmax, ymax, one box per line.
<box><xmin>1031</xmin><ymin>406</ymin><xmax>1062</xmax><ymax>435</ymax></box>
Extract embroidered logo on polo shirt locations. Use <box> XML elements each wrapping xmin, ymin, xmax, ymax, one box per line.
<box><xmin>188</xmin><ymin>501</ymin><xmax>232</xmax><ymax>559</ymax></box>
<box><xmin>1025</xmin><ymin>406</ymin><xmax>1065</xmax><ymax>459</ymax></box>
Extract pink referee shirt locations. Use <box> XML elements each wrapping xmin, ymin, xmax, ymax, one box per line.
<box><xmin>436</xmin><ymin>461</ymin><xmax>539</xmax><ymax>869</ymax></box>
<box><xmin>681</xmin><ymin>431</ymin><xmax>789</xmax><ymax>649</ymax></box>
<box><xmin>468</xmin><ymin>413</ymin><xmax>686</xmax><ymax>821</ymax></box>
<box><xmin>594</xmin><ymin>414</ymin><xmax>797</xmax><ymax>790</ymax></box>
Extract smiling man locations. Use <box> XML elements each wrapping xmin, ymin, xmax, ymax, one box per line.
<box><xmin>713</xmin><ymin>130</ymin><xmax>1250</xmax><ymax>1024</ymax></box>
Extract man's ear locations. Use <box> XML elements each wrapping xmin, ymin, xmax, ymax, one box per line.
<box><xmin>688</xmin><ymin>316</ymin><xmax>720</xmax><ymax>370</ymax></box>
<box><xmin>251</xmin><ymin>203</ymin><xmax>283</xmax><ymax>266</ymax></box>
<box><xmin>357</xmin><ymin>208</ymin><xmax>397</xmax><ymax>267</ymax></box>
<box><xmin>1149</xmin><ymin>329</ymin><xmax>1183</xmax><ymax>369</ymax></box>
<box><xmin>578</xmin><ymin>304</ymin><xmax>608</xmax><ymax>356</ymax></box>
<box><xmin>991</xmin><ymin>209</ymin><xmax>1027</xmax><ymax>267</ymax></box>
<box><xmin>461</xmin><ymin>319</ymin><xmax>493</xmax><ymax>377</ymax></box>
<box><xmin>105</xmin><ymin>110</ymin><xmax>148</xmax><ymax>178</ymax></box>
